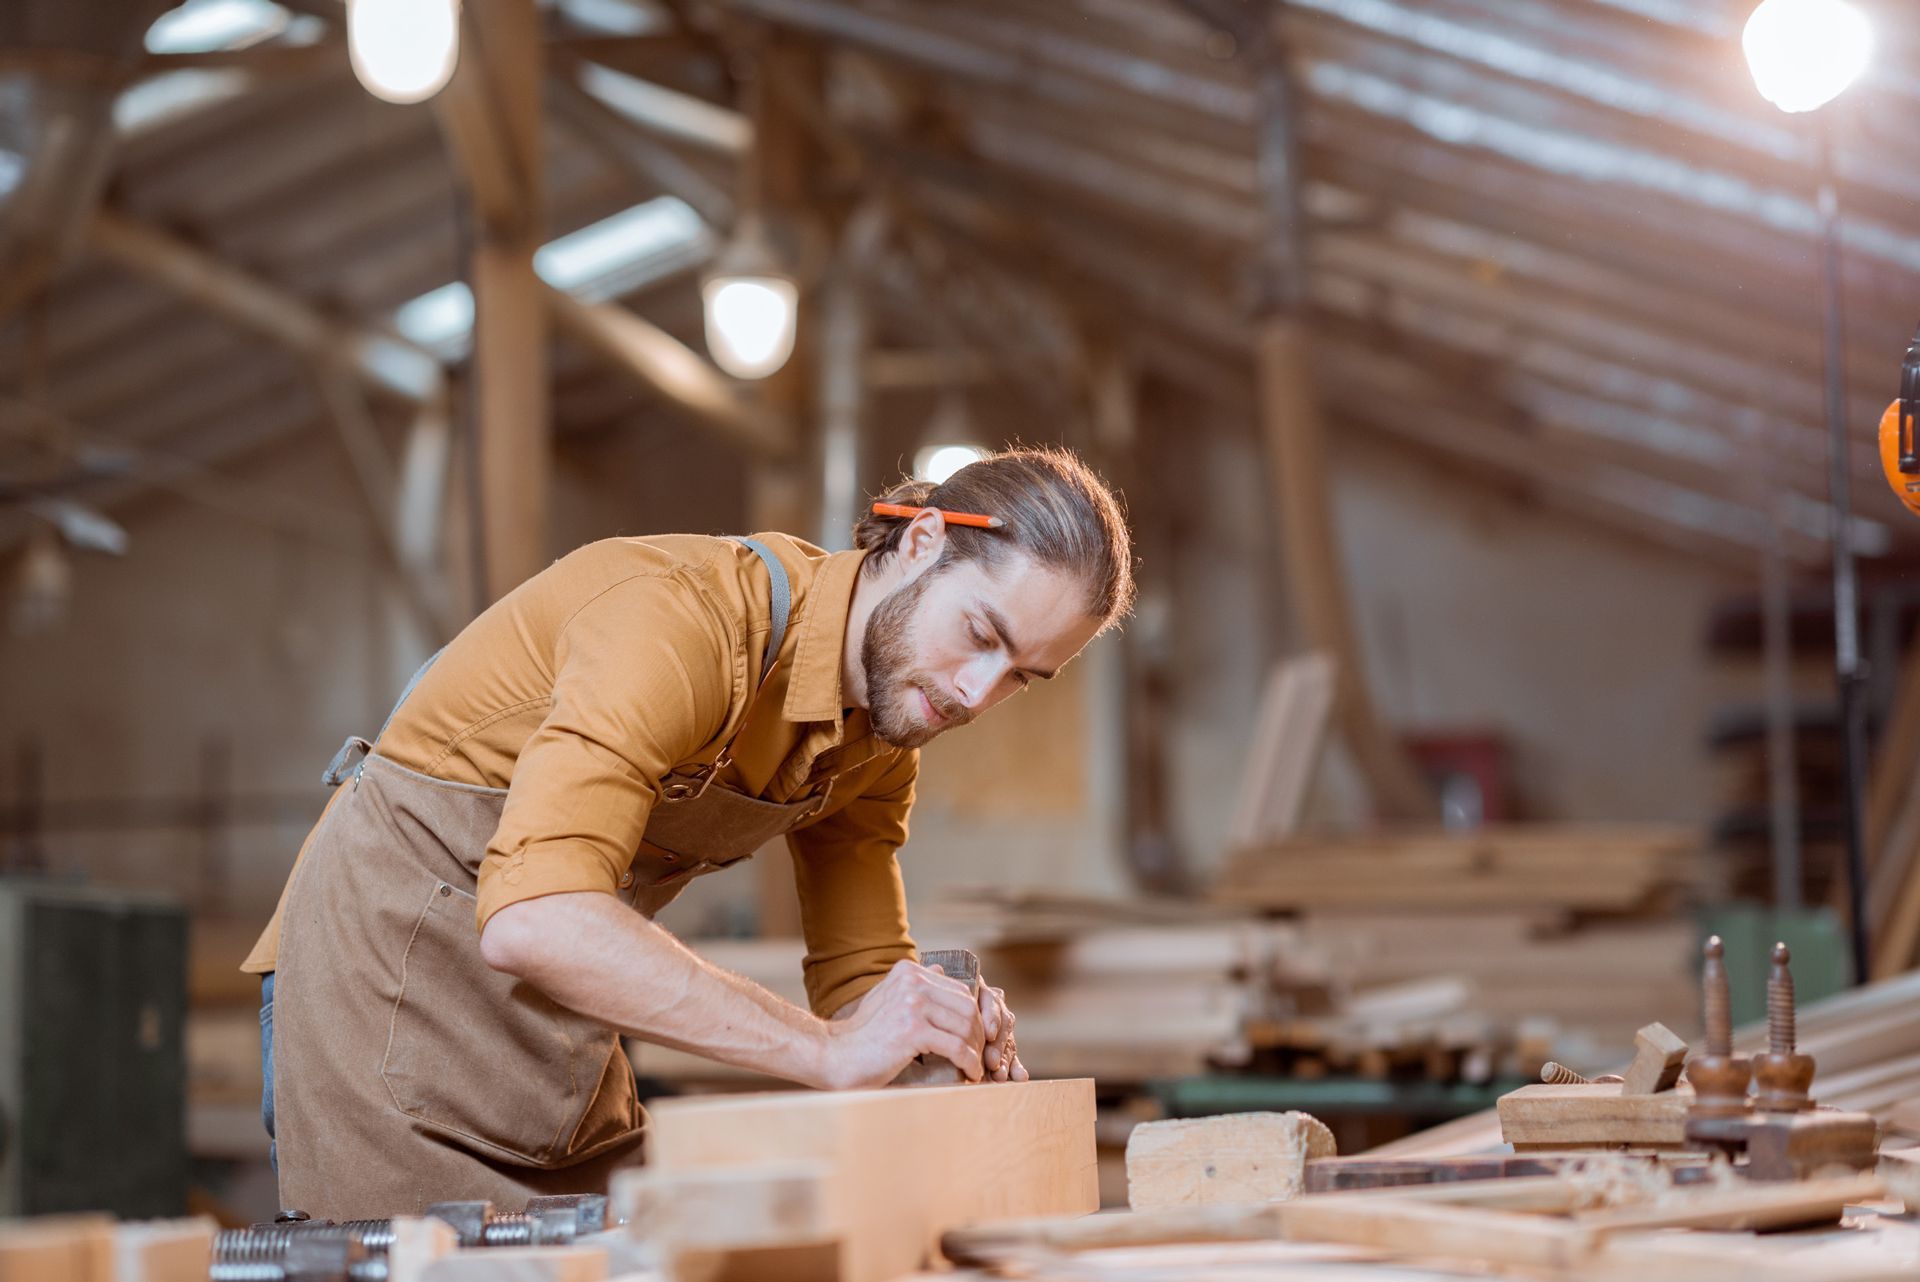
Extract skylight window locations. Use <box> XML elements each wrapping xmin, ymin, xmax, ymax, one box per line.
<box><xmin>145</xmin><ymin>0</ymin><xmax>291</xmax><ymax>55</ymax></box>
<box><xmin>534</xmin><ymin>196</ymin><xmax>707</xmax><ymax>300</ymax></box>
<box><xmin>391</xmin><ymin>196</ymin><xmax>710</xmax><ymax>352</ymax></box>
<box><xmin>394</xmin><ymin>282</ymin><xmax>476</xmax><ymax>351</ymax></box>
<box><xmin>115</xmin><ymin>70</ymin><xmax>252</xmax><ymax>134</ymax></box>
<box><xmin>555</xmin><ymin>0</ymin><xmax>669</xmax><ymax>36</ymax></box>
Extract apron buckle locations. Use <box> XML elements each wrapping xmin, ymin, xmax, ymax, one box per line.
<box><xmin>322</xmin><ymin>736</ymin><xmax>374</xmax><ymax>789</ymax></box>
<box><xmin>661</xmin><ymin>764</ymin><xmax>718</xmax><ymax>802</ymax></box>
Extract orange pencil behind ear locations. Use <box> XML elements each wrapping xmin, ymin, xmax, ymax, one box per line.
<box><xmin>870</xmin><ymin>502</ymin><xmax>1006</xmax><ymax>530</ymax></box>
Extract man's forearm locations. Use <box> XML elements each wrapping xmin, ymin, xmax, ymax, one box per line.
<box><xmin>480</xmin><ymin>892</ymin><xmax>835</xmax><ymax>1087</ymax></box>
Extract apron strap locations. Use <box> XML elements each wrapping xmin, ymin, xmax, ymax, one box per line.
<box><xmin>731</xmin><ymin>537</ymin><xmax>792</xmax><ymax>684</ymax></box>
<box><xmin>322</xmin><ymin>647</ymin><xmax>444</xmax><ymax>788</ymax></box>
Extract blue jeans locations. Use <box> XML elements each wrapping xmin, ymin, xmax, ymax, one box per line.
<box><xmin>261</xmin><ymin>972</ymin><xmax>277</xmax><ymax>1173</ymax></box>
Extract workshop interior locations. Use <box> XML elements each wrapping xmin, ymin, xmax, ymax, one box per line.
<box><xmin>6</xmin><ymin>1</ymin><xmax>1920</xmax><ymax>1280</ymax></box>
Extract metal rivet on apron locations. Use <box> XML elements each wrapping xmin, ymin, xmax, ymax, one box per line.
<box><xmin>661</xmin><ymin>853</ymin><xmax>678</xmax><ymax>864</ymax></box>
<box><xmin>618</xmin><ymin>872</ymin><xmax>634</xmax><ymax>889</ymax></box>
<box><xmin>438</xmin><ymin>884</ymin><xmax>451</xmax><ymax>897</ymax></box>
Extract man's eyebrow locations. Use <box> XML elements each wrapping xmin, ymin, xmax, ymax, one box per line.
<box><xmin>979</xmin><ymin>601</ymin><xmax>1056</xmax><ymax>680</ymax></box>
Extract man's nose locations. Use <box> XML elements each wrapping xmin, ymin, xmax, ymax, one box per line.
<box><xmin>953</xmin><ymin>654</ymin><xmax>1008</xmax><ymax>708</ymax></box>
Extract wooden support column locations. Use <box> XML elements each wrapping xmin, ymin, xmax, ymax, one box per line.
<box><xmin>435</xmin><ymin>0</ymin><xmax>549</xmax><ymax>604</ymax></box>
<box><xmin>748</xmin><ymin>35</ymin><xmax>824</xmax><ymax>937</ymax></box>
<box><xmin>1244</xmin><ymin>2</ymin><xmax>1433</xmax><ymax>821</ymax></box>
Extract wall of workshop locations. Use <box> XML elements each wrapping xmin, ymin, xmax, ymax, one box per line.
<box><xmin>1150</xmin><ymin>412</ymin><xmax>1737</xmax><ymax>881</ymax></box>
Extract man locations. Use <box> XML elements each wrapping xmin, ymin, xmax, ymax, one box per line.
<box><xmin>244</xmin><ymin>445</ymin><xmax>1135</xmax><ymax>1218</ymax></box>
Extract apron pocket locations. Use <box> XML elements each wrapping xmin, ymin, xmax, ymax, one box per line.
<box><xmin>380</xmin><ymin>881</ymin><xmax>642</xmax><ymax>1169</ymax></box>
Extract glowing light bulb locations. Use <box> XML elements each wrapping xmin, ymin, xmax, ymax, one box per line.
<box><xmin>1743</xmin><ymin>0</ymin><xmax>1871</xmax><ymax>114</ymax></box>
<box><xmin>348</xmin><ymin>0</ymin><xmax>460</xmax><ymax>105</ymax></box>
<box><xmin>915</xmin><ymin>443</ymin><xmax>988</xmax><ymax>485</ymax></box>
<box><xmin>702</xmin><ymin>275</ymin><xmax>799</xmax><ymax>380</ymax></box>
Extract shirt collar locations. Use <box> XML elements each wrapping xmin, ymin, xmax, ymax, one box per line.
<box><xmin>783</xmin><ymin>547</ymin><xmax>868</xmax><ymax>724</ymax></box>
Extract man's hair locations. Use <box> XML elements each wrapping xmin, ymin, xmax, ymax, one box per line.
<box><xmin>852</xmin><ymin>445</ymin><xmax>1136</xmax><ymax>630</ymax></box>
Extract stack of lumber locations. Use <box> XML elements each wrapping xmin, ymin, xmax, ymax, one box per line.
<box><xmin>1373</xmin><ymin>965</ymin><xmax>1920</xmax><ymax>1159</ymax></box>
<box><xmin>1293</xmin><ymin>912</ymin><xmax>1700</xmax><ymax>1069</ymax></box>
<box><xmin>1244</xmin><ymin>976</ymin><xmax>1556</xmax><ymax>1084</ymax></box>
<box><xmin>1214</xmin><ymin>826</ymin><xmax>1718</xmax><ymax>915</ymax></box>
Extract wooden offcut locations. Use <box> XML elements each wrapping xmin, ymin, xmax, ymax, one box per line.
<box><xmin>418</xmin><ymin>1245</ymin><xmax>608</xmax><ymax>1282</ymax></box>
<box><xmin>0</xmin><ymin>1215</ymin><xmax>114</xmax><ymax>1282</ymax></box>
<box><xmin>111</xmin><ymin>1219</ymin><xmax>215</xmax><ymax>1282</ymax></box>
<box><xmin>1126</xmin><ymin>1112</ymin><xmax>1336</xmax><ymax>1209</ymax></box>
<box><xmin>647</xmin><ymin>1079</ymin><xmax>1099</xmax><ymax>1282</ymax></box>
<box><xmin>1621</xmin><ymin>1022</ymin><xmax>1688</xmax><ymax>1095</ymax></box>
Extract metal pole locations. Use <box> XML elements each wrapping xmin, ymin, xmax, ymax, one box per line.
<box><xmin>1761</xmin><ymin>519</ymin><xmax>1803</xmax><ymax>910</ymax></box>
<box><xmin>1815</xmin><ymin>111</ymin><xmax>1872</xmax><ymax>982</ymax></box>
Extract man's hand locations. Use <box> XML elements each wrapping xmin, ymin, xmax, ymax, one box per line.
<box><xmin>823</xmin><ymin>958</ymin><xmax>985</xmax><ymax>1088</ymax></box>
<box><xmin>976</xmin><ymin>973</ymin><xmax>1028</xmax><ymax>1082</ymax></box>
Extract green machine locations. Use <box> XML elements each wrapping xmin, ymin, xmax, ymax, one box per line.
<box><xmin>0</xmin><ymin>879</ymin><xmax>189</xmax><ymax>1218</ymax></box>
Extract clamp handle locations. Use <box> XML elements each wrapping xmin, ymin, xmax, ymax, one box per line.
<box><xmin>1900</xmin><ymin>323</ymin><xmax>1920</xmax><ymax>474</ymax></box>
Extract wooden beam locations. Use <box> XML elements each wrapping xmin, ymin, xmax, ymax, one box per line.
<box><xmin>545</xmin><ymin>67</ymin><xmax>735</xmax><ymax>229</ymax></box>
<box><xmin>434</xmin><ymin>0</ymin><xmax>549</xmax><ymax>603</ymax></box>
<box><xmin>646</xmin><ymin>1079</ymin><xmax>1099</xmax><ymax>1282</ymax></box>
<box><xmin>85</xmin><ymin>210</ymin><xmax>443</xmax><ymax>405</ymax></box>
<box><xmin>546</xmin><ymin>287</ymin><xmax>791</xmax><ymax>459</ymax></box>
<box><xmin>1256</xmin><ymin>319</ymin><xmax>1435</xmax><ymax>820</ymax></box>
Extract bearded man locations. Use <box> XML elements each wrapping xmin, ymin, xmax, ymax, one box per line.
<box><xmin>242</xmin><ymin>445</ymin><xmax>1135</xmax><ymax>1218</ymax></box>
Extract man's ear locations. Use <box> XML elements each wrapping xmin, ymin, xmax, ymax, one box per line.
<box><xmin>898</xmin><ymin>507</ymin><xmax>948</xmax><ymax>573</ymax></box>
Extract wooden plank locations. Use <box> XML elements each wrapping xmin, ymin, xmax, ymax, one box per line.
<box><xmin>0</xmin><ymin>1215</ymin><xmax>115</xmax><ymax>1282</ymax></box>
<box><xmin>112</xmin><ymin>1219</ymin><xmax>215</xmax><ymax>1282</ymax></box>
<box><xmin>1255</xmin><ymin>318</ymin><xmax>1434</xmax><ymax>820</ymax></box>
<box><xmin>647</xmin><ymin>1079</ymin><xmax>1098</xmax><ymax>1282</ymax></box>
<box><xmin>1224</xmin><ymin>653</ymin><xmax>1337</xmax><ymax>850</ymax></box>
<box><xmin>1126</xmin><ymin>1112</ymin><xmax>1335</xmax><ymax>1209</ymax></box>
<box><xmin>611</xmin><ymin>1162</ymin><xmax>840</xmax><ymax>1282</ymax></box>
<box><xmin>418</xmin><ymin>1246</ymin><xmax>607</xmax><ymax>1282</ymax></box>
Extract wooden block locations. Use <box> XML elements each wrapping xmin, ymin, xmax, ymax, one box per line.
<box><xmin>1125</xmin><ymin>1112</ymin><xmax>1335</xmax><ymax>1210</ymax></box>
<box><xmin>1621</xmin><ymin>1022</ymin><xmax>1688</xmax><ymax>1095</ymax></box>
<box><xmin>112</xmin><ymin>1219</ymin><xmax>215</xmax><ymax>1282</ymax></box>
<box><xmin>419</xmin><ymin>1245</ymin><xmax>607</xmax><ymax>1282</ymax></box>
<box><xmin>0</xmin><ymin>1215</ymin><xmax>115</xmax><ymax>1282</ymax></box>
<box><xmin>1496</xmin><ymin>1083</ymin><xmax>1693</xmax><ymax>1147</ymax></box>
<box><xmin>389</xmin><ymin>1217</ymin><xmax>459</xmax><ymax>1282</ymax></box>
<box><xmin>647</xmin><ymin>1079</ymin><xmax>1098</xmax><ymax>1282</ymax></box>
<box><xmin>614</xmin><ymin>1162</ymin><xmax>836</xmax><ymax>1249</ymax></box>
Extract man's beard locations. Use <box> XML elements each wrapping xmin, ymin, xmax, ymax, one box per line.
<box><xmin>862</xmin><ymin>571</ymin><xmax>971</xmax><ymax>749</ymax></box>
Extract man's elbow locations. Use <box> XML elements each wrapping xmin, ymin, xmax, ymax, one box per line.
<box><xmin>479</xmin><ymin>902</ymin><xmax>543</xmax><ymax>977</ymax></box>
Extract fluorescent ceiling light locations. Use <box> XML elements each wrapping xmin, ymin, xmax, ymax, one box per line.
<box><xmin>146</xmin><ymin>0</ymin><xmax>291</xmax><ymax>54</ymax></box>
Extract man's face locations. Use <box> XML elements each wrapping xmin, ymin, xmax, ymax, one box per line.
<box><xmin>861</xmin><ymin>550</ymin><xmax>1105</xmax><ymax>749</ymax></box>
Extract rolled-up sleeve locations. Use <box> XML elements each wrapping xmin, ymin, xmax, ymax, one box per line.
<box><xmin>787</xmin><ymin>749</ymin><xmax>920</xmax><ymax>1016</ymax></box>
<box><xmin>476</xmin><ymin>572</ymin><xmax>737</xmax><ymax>930</ymax></box>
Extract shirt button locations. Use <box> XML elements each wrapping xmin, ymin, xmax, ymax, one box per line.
<box><xmin>618</xmin><ymin>872</ymin><xmax>634</xmax><ymax>889</ymax></box>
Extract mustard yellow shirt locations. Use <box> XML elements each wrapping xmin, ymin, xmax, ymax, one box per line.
<box><xmin>246</xmin><ymin>533</ymin><xmax>919</xmax><ymax>1017</ymax></box>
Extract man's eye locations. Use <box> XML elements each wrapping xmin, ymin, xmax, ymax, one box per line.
<box><xmin>968</xmin><ymin>624</ymin><xmax>991</xmax><ymax>649</ymax></box>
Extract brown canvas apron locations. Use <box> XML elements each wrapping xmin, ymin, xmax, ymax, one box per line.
<box><xmin>271</xmin><ymin>539</ymin><xmax>827</xmax><ymax>1219</ymax></box>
